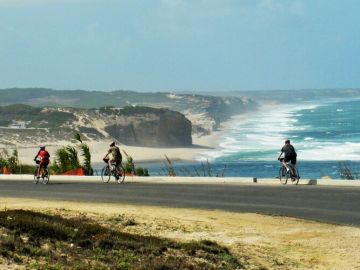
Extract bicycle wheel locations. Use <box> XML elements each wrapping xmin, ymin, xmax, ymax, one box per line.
<box><xmin>279</xmin><ymin>166</ymin><xmax>288</xmax><ymax>185</ymax></box>
<box><xmin>290</xmin><ymin>167</ymin><xmax>300</xmax><ymax>185</ymax></box>
<box><xmin>116</xmin><ymin>165</ymin><xmax>126</xmax><ymax>184</ymax></box>
<box><xmin>33</xmin><ymin>168</ymin><xmax>39</xmax><ymax>184</ymax></box>
<box><xmin>101</xmin><ymin>166</ymin><xmax>111</xmax><ymax>183</ymax></box>
<box><xmin>42</xmin><ymin>168</ymin><xmax>50</xmax><ymax>185</ymax></box>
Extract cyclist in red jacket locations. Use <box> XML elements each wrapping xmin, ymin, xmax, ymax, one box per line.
<box><xmin>34</xmin><ymin>146</ymin><xmax>50</xmax><ymax>179</ymax></box>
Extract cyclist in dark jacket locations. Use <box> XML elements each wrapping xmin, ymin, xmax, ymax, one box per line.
<box><xmin>103</xmin><ymin>141</ymin><xmax>122</xmax><ymax>170</ymax></box>
<box><xmin>278</xmin><ymin>139</ymin><xmax>297</xmax><ymax>173</ymax></box>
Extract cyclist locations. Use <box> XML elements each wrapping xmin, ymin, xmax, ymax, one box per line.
<box><xmin>34</xmin><ymin>146</ymin><xmax>50</xmax><ymax>179</ymax></box>
<box><xmin>103</xmin><ymin>141</ymin><xmax>122</xmax><ymax>173</ymax></box>
<box><xmin>278</xmin><ymin>139</ymin><xmax>297</xmax><ymax>175</ymax></box>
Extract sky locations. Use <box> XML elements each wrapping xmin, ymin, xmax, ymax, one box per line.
<box><xmin>0</xmin><ymin>0</ymin><xmax>359</xmax><ymax>92</ymax></box>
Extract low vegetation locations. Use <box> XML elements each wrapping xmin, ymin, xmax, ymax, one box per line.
<box><xmin>161</xmin><ymin>156</ymin><xmax>227</xmax><ymax>177</ymax></box>
<box><xmin>0</xmin><ymin>210</ymin><xmax>241</xmax><ymax>270</ymax></box>
<box><xmin>338</xmin><ymin>162</ymin><xmax>359</xmax><ymax>180</ymax></box>
<box><xmin>0</xmin><ymin>104</ymin><xmax>75</xmax><ymax>129</ymax></box>
<box><xmin>0</xmin><ymin>149</ymin><xmax>36</xmax><ymax>174</ymax></box>
<box><xmin>122</xmin><ymin>150</ymin><xmax>149</xmax><ymax>176</ymax></box>
<box><xmin>48</xmin><ymin>132</ymin><xmax>94</xmax><ymax>175</ymax></box>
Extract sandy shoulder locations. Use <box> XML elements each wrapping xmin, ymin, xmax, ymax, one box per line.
<box><xmin>1</xmin><ymin>198</ymin><xmax>359</xmax><ymax>270</ymax></box>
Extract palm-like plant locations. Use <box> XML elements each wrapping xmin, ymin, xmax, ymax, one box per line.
<box><xmin>79</xmin><ymin>143</ymin><xmax>93</xmax><ymax>175</ymax></box>
<box><xmin>74</xmin><ymin>132</ymin><xmax>93</xmax><ymax>175</ymax></box>
<box><xmin>51</xmin><ymin>146</ymin><xmax>80</xmax><ymax>174</ymax></box>
<box><xmin>74</xmin><ymin>132</ymin><xmax>82</xmax><ymax>143</ymax></box>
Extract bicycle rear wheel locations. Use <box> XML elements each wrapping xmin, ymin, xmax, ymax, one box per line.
<box><xmin>279</xmin><ymin>167</ymin><xmax>288</xmax><ymax>185</ymax></box>
<box><xmin>42</xmin><ymin>168</ymin><xmax>50</xmax><ymax>185</ymax></box>
<box><xmin>101</xmin><ymin>166</ymin><xmax>111</xmax><ymax>183</ymax></box>
<box><xmin>290</xmin><ymin>167</ymin><xmax>300</xmax><ymax>185</ymax></box>
<box><xmin>117</xmin><ymin>165</ymin><xmax>126</xmax><ymax>184</ymax></box>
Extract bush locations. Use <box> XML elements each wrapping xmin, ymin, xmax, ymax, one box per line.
<box><xmin>50</xmin><ymin>146</ymin><xmax>80</xmax><ymax>174</ymax></box>
<box><xmin>18</xmin><ymin>164</ymin><xmax>37</xmax><ymax>174</ymax></box>
<box><xmin>0</xmin><ymin>149</ymin><xmax>21</xmax><ymax>174</ymax></box>
<box><xmin>123</xmin><ymin>156</ymin><xmax>135</xmax><ymax>175</ymax></box>
<box><xmin>135</xmin><ymin>167</ymin><xmax>149</xmax><ymax>176</ymax></box>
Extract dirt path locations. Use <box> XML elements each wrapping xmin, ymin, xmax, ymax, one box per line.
<box><xmin>1</xmin><ymin>198</ymin><xmax>360</xmax><ymax>269</ymax></box>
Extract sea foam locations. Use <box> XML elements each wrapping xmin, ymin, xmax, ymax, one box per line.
<box><xmin>198</xmin><ymin>100</ymin><xmax>360</xmax><ymax>161</ymax></box>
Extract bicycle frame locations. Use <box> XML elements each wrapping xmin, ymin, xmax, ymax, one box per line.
<box><xmin>278</xmin><ymin>160</ymin><xmax>299</xmax><ymax>185</ymax></box>
<box><xmin>101</xmin><ymin>162</ymin><xmax>125</xmax><ymax>184</ymax></box>
<box><xmin>33</xmin><ymin>164</ymin><xmax>49</xmax><ymax>184</ymax></box>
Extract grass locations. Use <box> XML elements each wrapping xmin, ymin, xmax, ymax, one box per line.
<box><xmin>338</xmin><ymin>162</ymin><xmax>359</xmax><ymax>180</ymax></box>
<box><xmin>160</xmin><ymin>156</ymin><xmax>227</xmax><ymax>177</ymax></box>
<box><xmin>0</xmin><ymin>210</ymin><xmax>242</xmax><ymax>270</ymax></box>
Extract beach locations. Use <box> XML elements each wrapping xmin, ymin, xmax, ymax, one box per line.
<box><xmin>7</xmin><ymin>98</ymin><xmax>360</xmax><ymax>179</ymax></box>
<box><xmin>11</xmin><ymin>116</ymin><xmax>235</xmax><ymax>166</ymax></box>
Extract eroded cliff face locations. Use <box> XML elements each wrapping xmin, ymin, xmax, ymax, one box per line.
<box><xmin>104</xmin><ymin>108</ymin><xmax>192</xmax><ymax>147</ymax></box>
<box><xmin>0</xmin><ymin>105</ymin><xmax>192</xmax><ymax>148</ymax></box>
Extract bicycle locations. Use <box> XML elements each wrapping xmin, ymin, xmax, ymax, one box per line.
<box><xmin>33</xmin><ymin>160</ymin><xmax>50</xmax><ymax>185</ymax></box>
<box><xmin>278</xmin><ymin>159</ymin><xmax>300</xmax><ymax>185</ymax></box>
<box><xmin>101</xmin><ymin>161</ymin><xmax>125</xmax><ymax>184</ymax></box>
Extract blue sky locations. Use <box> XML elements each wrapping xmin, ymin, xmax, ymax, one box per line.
<box><xmin>0</xmin><ymin>0</ymin><xmax>359</xmax><ymax>92</ymax></box>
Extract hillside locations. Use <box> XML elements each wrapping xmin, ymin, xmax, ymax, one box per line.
<box><xmin>0</xmin><ymin>88</ymin><xmax>258</xmax><ymax>135</ymax></box>
<box><xmin>0</xmin><ymin>105</ymin><xmax>192</xmax><ymax>147</ymax></box>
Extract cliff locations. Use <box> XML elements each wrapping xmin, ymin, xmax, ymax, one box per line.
<box><xmin>0</xmin><ymin>88</ymin><xmax>258</xmax><ymax>135</ymax></box>
<box><xmin>0</xmin><ymin>105</ymin><xmax>192</xmax><ymax>147</ymax></box>
<box><xmin>104</xmin><ymin>107</ymin><xmax>192</xmax><ymax>147</ymax></box>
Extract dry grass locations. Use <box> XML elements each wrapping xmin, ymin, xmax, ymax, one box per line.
<box><xmin>2</xmin><ymin>198</ymin><xmax>360</xmax><ymax>269</ymax></box>
<box><xmin>0</xmin><ymin>209</ymin><xmax>241</xmax><ymax>270</ymax></box>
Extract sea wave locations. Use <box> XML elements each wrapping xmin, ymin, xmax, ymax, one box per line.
<box><xmin>197</xmin><ymin>101</ymin><xmax>360</xmax><ymax>161</ymax></box>
<box><xmin>299</xmin><ymin>142</ymin><xmax>360</xmax><ymax>161</ymax></box>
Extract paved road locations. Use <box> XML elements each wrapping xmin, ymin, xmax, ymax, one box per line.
<box><xmin>1</xmin><ymin>180</ymin><xmax>360</xmax><ymax>226</ymax></box>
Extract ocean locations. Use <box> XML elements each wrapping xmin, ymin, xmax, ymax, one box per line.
<box><xmin>145</xmin><ymin>98</ymin><xmax>360</xmax><ymax>179</ymax></box>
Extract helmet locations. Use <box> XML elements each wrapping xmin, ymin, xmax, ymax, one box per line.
<box><xmin>285</xmin><ymin>139</ymin><xmax>290</xmax><ymax>144</ymax></box>
<box><xmin>109</xmin><ymin>141</ymin><xmax>115</xmax><ymax>147</ymax></box>
<box><xmin>40</xmin><ymin>146</ymin><xmax>45</xmax><ymax>150</ymax></box>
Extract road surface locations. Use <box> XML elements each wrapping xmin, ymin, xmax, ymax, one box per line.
<box><xmin>1</xmin><ymin>180</ymin><xmax>360</xmax><ymax>226</ymax></box>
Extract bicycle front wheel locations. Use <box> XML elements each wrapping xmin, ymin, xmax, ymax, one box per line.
<box><xmin>117</xmin><ymin>165</ymin><xmax>126</xmax><ymax>184</ymax></box>
<box><xmin>101</xmin><ymin>166</ymin><xmax>111</xmax><ymax>183</ymax></box>
<box><xmin>279</xmin><ymin>167</ymin><xmax>288</xmax><ymax>185</ymax></box>
<box><xmin>33</xmin><ymin>169</ymin><xmax>39</xmax><ymax>184</ymax></box>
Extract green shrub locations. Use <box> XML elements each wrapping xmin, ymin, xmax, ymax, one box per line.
<box><xmin>123</xmin><ymin>155</ymin><xmax>135</xmax><ymax>174</ymax></box>
<box><xmin>135</xmin><ymin>167</ymin><xmax>149</xmax><ymax>176</ymax></box>
<box><xmin>0</xmin><ymin>149</ymin><xmax>21</xmax><ymax>174</ymax></box>
<box><xmin>50</xmin><ymin>146</ymin><xmax>80</xmax><ymax>174</ymax></box>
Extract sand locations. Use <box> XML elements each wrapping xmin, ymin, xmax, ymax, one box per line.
<box><xmin>9</xmin><ymin>113</ymin><xmax>247</xmax><ymax>166</ymax></box>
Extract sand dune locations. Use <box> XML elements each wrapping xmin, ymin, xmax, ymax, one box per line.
<box><xmin>10</xmin><ymin>122</ymin><xmax>224</xmax><ymax>166</ymax></box>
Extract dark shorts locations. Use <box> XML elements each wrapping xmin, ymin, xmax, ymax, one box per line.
<box><xmin>39</xmin><ymin>160</ymin><xmax>49</xmax><ymax>168</ymax></box>
<box><xmin>284</xmin><ymin>156</ymin><xmax>297</xmax><ymax>165</ymax></box>
<box><xmin>103</xmin><ymin>158</ymin><xmax>122</xmax><ymax>166</ymax></box>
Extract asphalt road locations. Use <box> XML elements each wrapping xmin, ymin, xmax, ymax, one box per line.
<box><xmin>1</xmin><ymin>180</ymin><xmax>360</xmax><ymax>226</ymax></box>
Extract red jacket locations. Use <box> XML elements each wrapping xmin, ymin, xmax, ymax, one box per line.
<box><xmin>35</xmin><ymin>150</ymin><xmax>50</xmax><ymax>162</ymax></box>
